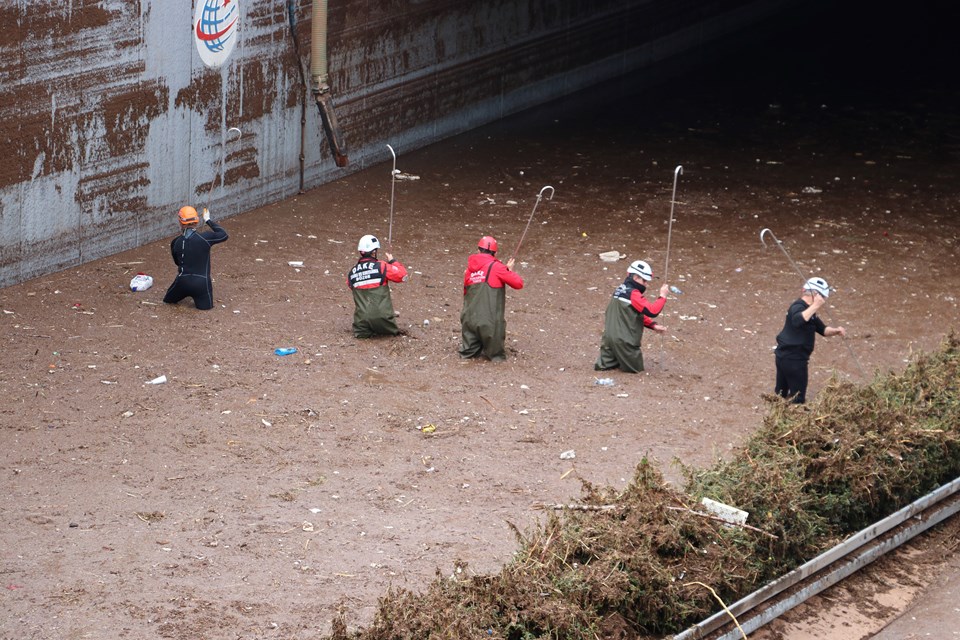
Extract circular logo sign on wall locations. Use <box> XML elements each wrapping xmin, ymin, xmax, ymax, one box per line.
<box><xmin>194</xmin><ymin>0</ymin><xmax>240</xmax><ymax>68</ymax></box>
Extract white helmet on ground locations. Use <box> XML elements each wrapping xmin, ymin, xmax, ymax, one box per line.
<box><xmin>804</xmin><ymin>276</ymin><xmax>830</xmax><ymax>298</ymax></box>
<box><xmin>627</xmin><ymin>260</ymin><xmax>653</xmax><ymax>282</ymax></box>
<box><xmin>358</xmin><ymin>234</ymin><xmax>380</xmax><ymax>252</ymax></box>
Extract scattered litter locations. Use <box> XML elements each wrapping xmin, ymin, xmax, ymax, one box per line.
<box><xmin>395</xmin><ymin>172</ymin><xmax>420</xmax><ymax>181</ymax></box>
<box><xmin>146</xmin><ymin>375</ymin><xmax>167</xmax><ymax>385</ymax></box>
<box><xmin>598</xmin><ymin>251</ymin><xmax>624</xmax><ymax>263</ymax></box>
<box><xmin>421</xmin><ymin>424</ymin><xmax>436</xmax><ymax>434</ymax></box>
<box><xmin>288</xmin><ymin>261</ymin><xmax>304</xmax><ymax>268</ymax></box>
<box><xmin>274</xmin><ymin>348</ymin><xmax>297</xmax><ymax>356</ymax></box>
<box><xmin>520</xmin><ymin>384</ymin><xmax>529</xmax><ymax>390</ymax></box>
<box><xmin>802</xmin><ymin>186</ymin><xmax>823</xmax><ymax>194</ymax></box>
<box><xmin>559</xmin><ymin>450</ymin><xmax>576</xmax><ymax>460</ymax></box>
<box><xmin>423</xmin><ymin>319</ymin><xmax>430</xmax><ymax>326</ymax></box>
<box><xmin>669</xmin><ymin>285</ymin><xmax>683</xmax><ymax>295</ymax></box>
<box><xmin>261</xmin><ymin>418</ymin><xmax>272</xmax><ymax>427</ymax></box>
<box><xmin>302</xmin><ymin>522</ymin><xmax>314</xmax><ymax>532</ymax></box>
<box><xmin>616</xmin><ymin>393</ymin><xmax>629</xmax><ymax>398</ymax></box>
<box><xmin>734</xmin><ymin>267</ymin><xmax>743</xmax><ymax>273</ymax></box>
<box><xmin>129</xmin><ymin>273</ymin><xmax>154</xmax><ymax>291</ymax></box>
<box><xmin>594</xmin><ymin>378</ymin><xmax>615</xmax><ymax>386</ymax></box>
<box><xmin>700</xmin><ymin>497</ymin><xmax>749</xmax><ymax>525</ymax></box>
<box><xmin>309</xmin><ymin>508</ymin><xmax>321</xmax><ymax>514</ymax></box>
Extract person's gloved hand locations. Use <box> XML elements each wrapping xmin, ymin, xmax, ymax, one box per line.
<box><xmin>202</xmin><ymin>208</ymin><xmax>211</xmax><ymax>222</ymax></box>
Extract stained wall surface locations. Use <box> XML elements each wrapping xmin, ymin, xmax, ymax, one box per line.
<box><xmin>0</xmin><ymin>0</ymin><xmax>799</xmax><ymax>287</ymax></box>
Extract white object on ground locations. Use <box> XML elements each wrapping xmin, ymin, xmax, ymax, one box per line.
<box><xmin>700</xmin><ymin>497</ymin><xmax>749</xmax><ymax>525</ymax></box>
<box><xmin>598</xmin><ymin>251</ymin><xmax>624</xmax><ymax>263</ymax></box>
<box><xmin>130</xmin><ymin>273</ymin><xmax>153</xmax><ymax>291</ymax></box>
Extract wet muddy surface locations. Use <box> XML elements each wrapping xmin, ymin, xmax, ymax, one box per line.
<box><xmin>2</xmin><ymin>8</ymin><xmax>959</xmax><ymax>639</ymax></box>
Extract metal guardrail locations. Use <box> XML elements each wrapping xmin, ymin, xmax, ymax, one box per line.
<box><xmin>672</xmin><ymin>476</ymin><xmax>960</xmax><ymax>640</ymax></box>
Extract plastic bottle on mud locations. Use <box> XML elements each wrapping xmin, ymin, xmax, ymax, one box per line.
<box><xmin>130</xmin><ymin>273</ymin><xmax>154</xmax><ymax>291</ymax></box>
<box><xmin>669</xmin><ymin>285</ymin><xmax>683</xmax><ymax>295</ymax></box>
<box><xmin>274</xmin><ymin>347</ymin><xmax>297</xmax><ymax>356</ymax></box>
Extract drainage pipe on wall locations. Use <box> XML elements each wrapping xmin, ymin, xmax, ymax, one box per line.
<box><xmin>311</xmin><ymin>0</ymin><xmax>348</xmax><ymax>167</ymax></box>
<box><xmin>286</xmin><ymin>0</ymin><xmax>308</xmax><ymax>192</ymax></box>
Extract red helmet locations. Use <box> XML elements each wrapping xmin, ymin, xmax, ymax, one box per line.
<box><xmin>478</xmin><ymin>235</ymin><xmax>498</xmax><ymax>252</ymax></box>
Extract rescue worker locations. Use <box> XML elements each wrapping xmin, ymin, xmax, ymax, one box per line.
<box><xmin>163</xmin><ymin>206</ymin><xmax>229</xmax><ymax>310</ymax></box>
<box><xmin>594</xmin><ymin>260</ymin><xmax>668</xmax><ymax>373</ymax></box>
<box><xmin>347</xmin><ymin>234</ymin><xmax>408</xmax><ymax>338</ymax></box>
<box><xmin>460</xmin><ymin>235</ymin><xmax>524</xmax><ymax>361</ymax></box>
<box><xmin>774</xmin><ymin>276</ymin><xmax>846</xmax><ymax>403</ymax></box>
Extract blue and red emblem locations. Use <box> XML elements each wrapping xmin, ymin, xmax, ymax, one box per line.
<box><xmin>194</xmin><ymin>0</ymin><xmax>240</xmax><ymax>68</ymax></box>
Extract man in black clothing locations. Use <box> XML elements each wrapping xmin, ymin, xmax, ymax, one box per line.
<box><xmin>163</xmin><ymin>206</ymin><xmax>229</xmax><ymax>310</ymax></box>
<box><xmin>774</xmin><ymin>276</ymin><xmax>846</xmax><ymax>403</ymax></box>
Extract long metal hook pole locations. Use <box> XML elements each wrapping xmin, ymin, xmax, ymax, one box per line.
<box><xmin>663</xmin><ymin>165</ymin><xmax>683</xmax><ymax>282</ymax></box>
<box><xmin>386</xmin><ymin>144</ymin><xmax>398</xmax><ymax>248</ymax></box>
<box><xmin>207</xmin><ymin>127</ymin><xmax>242</xmax><ymax>202</ymax></box>
<box><xmin>511</xmin><ymin>185</ymin><xmax>554</xmax><ymax>262</ymax></box>
<box><xmin>658</xmin><ymin>166</ymin><xmax>682</xmax><ymax>371</ymax></box>
<box><xmin>759</xmin><ymin>227</ymin><xmax>867</xmax><ymax>378</ymax></box>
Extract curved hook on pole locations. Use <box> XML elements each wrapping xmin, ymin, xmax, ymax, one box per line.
<box><xmin>663</xmin><ymin>165</ymin><xmax>683</xmax><ymax>282</ymax></box>
<box><xmin>511</xmin><ymin>185</ymin><xmax>555</xmax><ymax>262</ymax></box>
<box><xmin>759</xmin><ymin>227</ymin><xmax>777</xmax><ymax>249</ymax></box>
<box><xmin>386</xmin><ymin>143</ymin><xmax>397</xmax><ymax>168</ymax></box>
<box><xmin>759</xmin><ymin>227</ymin><xmax>806</xmax><ymax>280</ymax></box>
<box><xmin>386</xmin><ymin>144</ymin><xmax>398</xmax><ymax>248</ymax></box>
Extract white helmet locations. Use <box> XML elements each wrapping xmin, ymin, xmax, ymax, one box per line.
<box><xmin>627</xmin><ymin>260</ymin><xmax>653</xmax><ymax>282</ymax></box>
<box><xmin>358</xmin><ymin>234</ymin><xmax>380</xmax><ymax>252</ymax></box>
<box><xmin>804</xmin><ymin>276</ymin><xmax>830</xmax><ymax>298</ymax></box>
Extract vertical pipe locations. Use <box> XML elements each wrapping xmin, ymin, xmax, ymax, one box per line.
<box><xmin>310</xmin><ymin>0</ymin><xmax>327</xmax><ymax>87</ymax></box>
<box><xmin>310</xmin><ymin>0</ymin><xmax>348</xmax><ymax>166</ymax></box>
<box><xmin>287</xmin><ymin>0</ymin><xmax>307</xmax><ymax>193</ymax></box>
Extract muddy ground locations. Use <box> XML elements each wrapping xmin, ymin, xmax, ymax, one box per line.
<box><xmin>3</xmin><ymin>14</ymin><xmax>960</xmax><ymax>640</ymax></box>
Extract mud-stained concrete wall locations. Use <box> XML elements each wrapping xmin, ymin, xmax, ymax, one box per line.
<box><xmin>0</xmin><ymin>0</ymin><xmax>799</xmax><ymax>287</ymax></box>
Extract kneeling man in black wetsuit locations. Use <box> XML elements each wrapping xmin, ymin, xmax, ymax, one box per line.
<box><xmin>163</xmin><ymin>206</ymin><xmax>229</xmax><ymax>310</ymax></box>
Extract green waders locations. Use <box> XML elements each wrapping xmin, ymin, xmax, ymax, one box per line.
<box><xmin>460</xmin><ymin>282</ymin><xmax>507</xmax><ymax>361</ymax></box>
<box><xmin>594</xmin><ymin>297</ymin><xmax>646</xmax><ymax>373</ymax></box>
<box><xmin>352</xmin><ymin>286</ymin><xmax>400</xmax><ymax>338</ymax></box>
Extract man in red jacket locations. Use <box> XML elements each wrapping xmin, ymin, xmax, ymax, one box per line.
<box><xmin>460</xmin><ymin>235</ymin><xmax>524</xmax><ymax>361</ymax></box>
<box><xmin>347</xmin><ymin>234</ymin><xmax>408</xmax><ymax>338</ymax></box>
<box><xmin>595</xmin><ymin>259</ymin><xmax>668</xmax><ymax>373</ymax></box>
